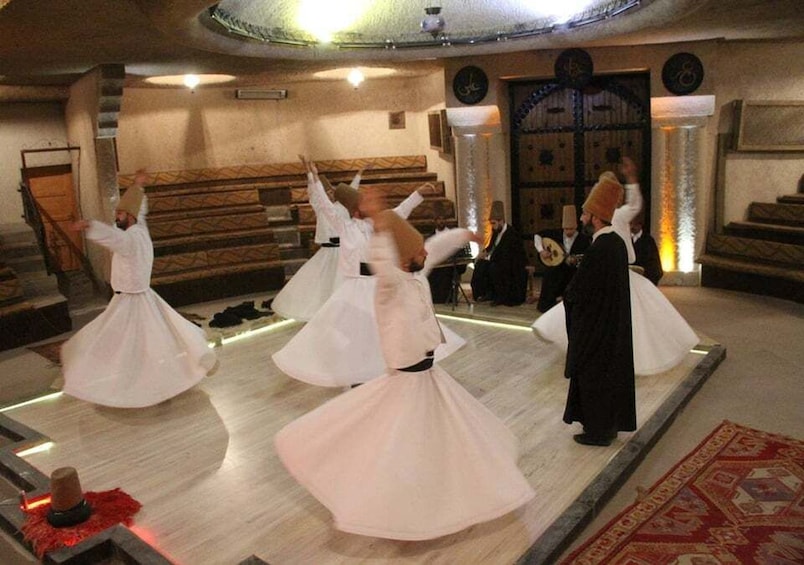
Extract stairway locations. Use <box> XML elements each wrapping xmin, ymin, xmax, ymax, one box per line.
<box><xmin>266</xmin><ymin>205</ymin><xmax>309</xmax><ymax>281</ymax></box>
<box><xmin>0</xmin><ymin>223</ymin><xmax>72</xmax><ymax>351</ymax></box>
<box><xmin>698</xmin><ymin>193</ymin><xmax>804</xmax><ymax>303</ymax></box>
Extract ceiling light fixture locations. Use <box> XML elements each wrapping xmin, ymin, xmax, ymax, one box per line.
<box><xmin>144</xmin><ymin>74</ymin><xmax>237</xmax><ymax>88</ymax></box>
<box><xmin>183</xmin><ymin>74</ymin><xmax>200</xmax><ymax>89</ymax></box>
<box><xmin>347</xmin><ymin>68</ymin><xmax>365</xmax><ymax>88</ymax></box>
<box><xmin>421</xmin><ymin>6</ymin><xmax>445</xmax><ymax>38</ymax></box>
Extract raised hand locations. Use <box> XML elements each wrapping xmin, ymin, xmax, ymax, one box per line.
<box><xmin>417</xmin><ymin>182</ymin><xmax>436</xmax><ymax>196</ymax></box>
<box><xmin>133</xmin><ymin>168</ymin><xmax>148</xmax><ymax>187</ymax></box>
<box><xmin>619</xmin><ymin>157</ymin><xmax>638</xmax><ymax>184</ymax></box>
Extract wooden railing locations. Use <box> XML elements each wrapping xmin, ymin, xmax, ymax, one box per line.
<box><xmin>18</xmin><ymin>181</ymin><xmax>103</xmax><ymax>294</ymax></box>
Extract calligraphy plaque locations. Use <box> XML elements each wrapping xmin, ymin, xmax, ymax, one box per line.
<box><xmin>554</xmin><ymin>49</ymin><xmax>594</xmax><ymax>90</ymax></box>
<box><xmin>452</xmin><ymin>65</ymin><xmax>489</xmax><ymax>105</ymax></box>
<box><xmin>662</xmin><ymin>52</ymin><xmax>704</xmax><ymax>95</ymax></box>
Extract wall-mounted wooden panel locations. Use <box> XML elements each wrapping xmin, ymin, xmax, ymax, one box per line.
<box><xmin>733</xmin><ymin>100</ymin><xmax>804</xmax><ymax>152</ymax></box>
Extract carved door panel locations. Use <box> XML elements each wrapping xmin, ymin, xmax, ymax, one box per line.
<box><xmin>510</xmin><ymin>73</ymin><xmax>651</xmax><ymax>269</ymax></box>
<box><xmin>23</xmin><ymin>164</ymin><xmax>83</xmax><ymax>271</ymax></box>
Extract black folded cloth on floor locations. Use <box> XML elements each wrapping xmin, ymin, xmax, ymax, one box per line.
<box><xmin>209</xmin><ymin>301</ymin><xmax>273</xmax><ymax>327</ymax></box>
<box><xmin>209</xmin><ymin>310</ymin><xmax>243</xmax><ymax>328</ymax></box>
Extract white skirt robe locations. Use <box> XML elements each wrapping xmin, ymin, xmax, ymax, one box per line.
<box><xmin>271</xmin><ymin>245</ymin><xmax>343</xmax><ymax>322</ymax></box>
<box><xmin>531</xmin><ymin>270</ymin><xmax>699</xmax><ymax>375</ymax></box>
<box><xmin>272</xmin><ymin>276</ymin><xmax>465</xmax><ymax>387</ymax></box>
<box><xmin>62</xmin><ymin>290</ymin><xmax>217</xmax><ymax>408</ymax></box>
<box><xmin>275</xmin><ymin>364</ymin><xmax>535</xmax><ymax>540</ymax></box>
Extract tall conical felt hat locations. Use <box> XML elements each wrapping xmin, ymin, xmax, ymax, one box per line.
<box><xmin>562</xmin><ymin>205</ymin><xmax>577</xmax><ymax>229</ymax></box>
<box><xmin>47</xmin><ymin>466</ymin><xmax>92</xmax><ymax>527</ymax></box>
<box><xmin>489</xmin><ymin>200</ymin><xmax>505</xmax><ymax>221</ymax></box>
<box><xmin>583</xmin><ymin>171</ymin><xmax>623</xmax><ymax>223</ymax></box>
<box><xmin>117</xmin><ymin>186</ymin><xmax>144</xmax><ymax>217</ymax></box>
<box><xmin>377</xmin><ymin>210</ymin><xmax>424</xmax><ymax>265</ymax></box>
<box><xmin>334</xmin><ymin>183</ymin><xmax>360</xmax><ymax>216</ymax></box>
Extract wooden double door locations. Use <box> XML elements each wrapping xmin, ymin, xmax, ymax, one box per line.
<box><xmin>509</xmin><ymin>72</ymin><xmax>651</xmax><ymax>267</ymax></box>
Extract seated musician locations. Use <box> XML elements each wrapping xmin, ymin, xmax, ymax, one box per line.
<box><xmin>533</xmin><ymin>204</ymin><xmax>590</xmax><ymax>313</ymax></box>
<box><xmin>427</xmin><ymin>204</ymin><xmax>470</xmax><ymax>303</ymax></box>
<box><xmin>470</xmin><ymin>200</ymin><xmax>528</xmax><ymax>306</ymax></box>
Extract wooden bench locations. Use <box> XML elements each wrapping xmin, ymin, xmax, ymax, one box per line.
<box><xmin>118</xmin><ymin>155</ymin><xmax>457</xmax><ymax>306</ymax></box>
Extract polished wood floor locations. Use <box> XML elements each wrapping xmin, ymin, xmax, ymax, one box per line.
<box><xmin>4</xmin><ymin>294</ymin><xmax>710</xmax><ymax>565</ymax></box>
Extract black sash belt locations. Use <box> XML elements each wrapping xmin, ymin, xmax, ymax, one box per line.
<box><xmin>359</xmin><ymin>262</ymin><xmax>373</xmax><ymax>276</ymax></box>
<box><xmin>397</xmin><ymin>351</ymin><xmax>435</xmax><ymax>372</ymax></box>
<box><xmin>321</xmin><ymin>237</ymin><xmax>340</xmax><ymax>248</ymax></box>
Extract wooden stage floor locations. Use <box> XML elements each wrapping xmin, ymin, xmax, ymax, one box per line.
<box><xmin>2</xmin><ymin>296</ymin><xmax>721</xmax><ymax>564</ymax></box>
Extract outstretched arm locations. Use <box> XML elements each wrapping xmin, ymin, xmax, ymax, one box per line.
<box><xmin>301</xmin><ymin>156</ymin><xmax>343</xmax><ymax>231</ymax></box>
<box><xmin>422</xmin><ymin>229</ymin><xmax>482</xmax><ymax>277</ymax></box>
<box><xmin>392</xmin><ymin>181</ymin><xmax>434</xmax><ymax>219</ymax></box>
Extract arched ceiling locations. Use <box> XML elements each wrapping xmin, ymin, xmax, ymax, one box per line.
<box><xmin>0</xmin><ymin>0</ymin><xmax>802</xmax><ymax>90</ymax></box>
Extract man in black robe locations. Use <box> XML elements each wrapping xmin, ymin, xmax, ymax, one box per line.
<box><xmin>534</xmin><ymin>205</ymin><xmax>591</xmax><ymax>313</ymax></box>
<box><xmin>427</xmin><ymin>202</ymin><xmax>469</xmax><ymax>303</ymax></box>
<box><xmin>563</xmin><ymin>172</ymin><xmax>636</xmax><ymax>446</ymax></box>
<box><xmin>470</xmin><ymin>200</ymin><xmax>527</xmax><ymax>306</ymax></box>
<box><xmin>630</xmin><ymin>215</ymin><xmax>664</xmax><ymax>285</ymax></box>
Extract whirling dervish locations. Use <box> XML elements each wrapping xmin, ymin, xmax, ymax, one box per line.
<box><xmin>271</xmin><ymin>164</ymin><xmax>366</xmax><ymax>322</ymax></box>
<box><xmin>272</xmin><ymin>157</ymin><xmax>465</xmax><ymax>387</ymax></box>
<box><xmin>532</xmin><ymin>157</ymin><xmax>698</xmax><ymax>375</ymax></box>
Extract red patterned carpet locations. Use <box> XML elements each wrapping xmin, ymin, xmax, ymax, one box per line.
<box><xmin>561</xmin><ymin>420</ymin><xmax>804</xmax><ymax>564</ymax></box>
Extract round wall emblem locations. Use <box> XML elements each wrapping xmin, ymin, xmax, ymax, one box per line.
<box><xmin>554</xmin><ymin>48</ymin><xmax>594</xmax><ymax>89</ymax></box>
<box><xmin>452</xmin><ymin>66</ymin><xmax>489</xmax><ymax>105</ymax></box>
<box><xmin>662</xmin><ymin>52</ymin><xmax>704</xmax><ymax>95</ymax></box>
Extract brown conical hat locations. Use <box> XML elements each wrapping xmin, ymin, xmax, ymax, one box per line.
<box><xmin>489</xmin><ymin>200</ymin><xmax>504</xmax><ymax>221</ymax></box>
<box><xmin>583</xmin><ymin>171</ymin><xmax>623</xmax><ymax>223</ymax></box>
<box><xmin>117</xmin><ymin>186</ymin><xmax>144</xmax><ymax>217</ymax></box>
<box><xmin>333</xmin><ymin>183</ymin><xmax>360</xmax><ymax>216</ymax></box>
<box><xmin>49</xmin><ymin>467</ymin><xmax>85</xmax><ymax>512</ymax></box>
<box><xmin>562</xmin><ymin>205</ymin><xmax>577</xmax><ymax>229</ymax></box>
<box><xmin>377</xmin><ymin>210</ymin><xmax>424</xmax><ymax>265</ymax></box>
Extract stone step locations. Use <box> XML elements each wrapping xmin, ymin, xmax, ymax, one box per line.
<box><xmin>747</xmin><ymin>202</ymin><xmax>804</xmax><ymax>227</ymax></box>
<box><xmin>279</xmin><ymin>247</ymin><xmax>309</xmax><ymax>261</ymax></box>
<box><xmin>271</xmin><ymin>226</ymin><xmax>300</xmax><ymax>247</ymax></box>
<box><xmin>265</xmin><ymin>205</ymin><xmax>292</xmax><ymax>222</ymax></box>
<box><xmin>0</xmin><ymin>223</ymin><xmax>38</xmax><ymax>245</ymax></box>
<box><xmin>724</xmin><ymin>221</ymin><xmax>804</xmax><ymax>246</ymax></box>
<box><xmin>1</xmin><ymin>240</ymin><xmax>40</xmax><ymax>259</ymax></box>
<box><xmin>5</xmin><ymin>254</ymin><xmax>47</xmax><ymax>274</ymax></box>
<box><xmin>282</xmin><ymin>258</ymin><xmax>307</xmax><ymax>278</ymax></box>
<box><xmin>777</xmin><ymin>193</ymin><xmax>804</xmax><ymax>205</ymax></box>
<box><xmin>697</xmin><ymin>253</ymin><xmax>804</xmax><ymax>285</ymax></box>
<box><xmin>706</xmin><ymin>233</ymin><xmax>804</xmax><ymax>267</ymax></box>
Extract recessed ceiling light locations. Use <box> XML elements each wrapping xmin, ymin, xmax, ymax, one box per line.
<box><xmin>144</xmin><ymin>74</ymin><xmax>237</xmax><ymax>87</ymax></box>
<box><xmin>313</xmin><ymin>67</ymin><xmax>397</xmax><ymax>81</ymax></box>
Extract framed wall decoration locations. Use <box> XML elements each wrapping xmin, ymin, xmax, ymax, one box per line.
<box><xmin>662</xmin><ymin>52</ymin><xmax>704</xmax><ymax>95</ymax></box>
<box><xmin>733</xmin><ymin>100</ymin><xmax>804</xmax><ymax>152</ymax></box>
<box><xmin>427</xmin><ymin>109</ymin><xmax>451</xmax><ymax>153</ymax></box>
<box><xmin>388</xmin><ymin>111</ymin><xmax>406</xmax><ymax>129</ymax></box>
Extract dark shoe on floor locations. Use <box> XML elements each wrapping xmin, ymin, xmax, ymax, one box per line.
<box><xmin>573</xmin><ymin>433</ymin><xmax>614</xmax><ymax>447</ymax></box>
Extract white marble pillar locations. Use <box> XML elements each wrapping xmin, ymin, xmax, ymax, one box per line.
<box><xmin>650</xmin><ymin>95</ymin><xmax>714</xmax><ymax>286</ymax></box>
<box><xmin>451</xmin><ymin>128</ymin><xmax>508</xmax><ymax>253</ymax></box>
